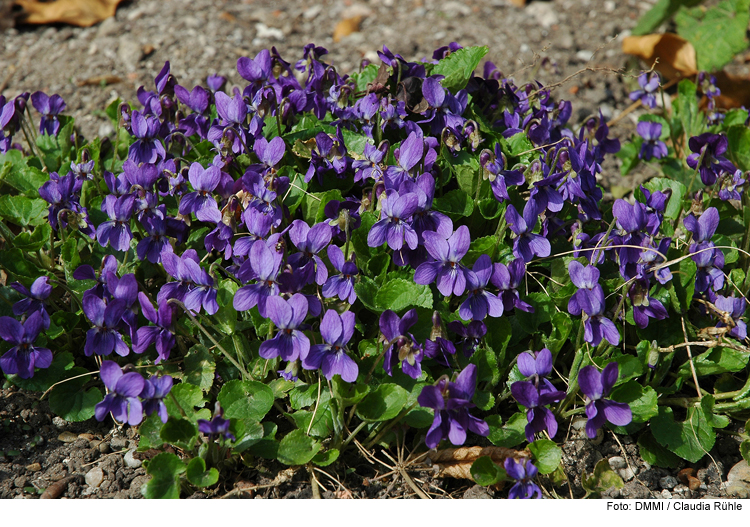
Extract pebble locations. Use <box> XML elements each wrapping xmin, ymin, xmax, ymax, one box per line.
<box><xmin>25</xmin><ymin>463</ymin><xmax>41</xmax><ymax>472</ymax></box>
<box><xmin>78</xmin><ymin>434</ymin><xmax>94</xmax><ymax>441</ymax></box>
<box><xmin>442</xmin><ymin>1</ymin><xmax>471</xmax><ymax>16</ymax></box>
<box><xmin>576</xmin><ymin>50</ymin><xmax>594</xmax><ymax>62</ymax></box>
<box><xmin>254</xmin><ymin>23</ymin><xmax>284</xmax><ymax>40</ymax></box>
<box><xmin>110</xmin><ymin>437</ymin><xmax>128</xmax><ymax>451</ymax></box>
<box><xmin>726</xmin><ymin>460</ymin><xmax>750</xmax><ymax>498</ymax></box>
<box><xmin>618</xmin><ymin>468</ymin><xmax>635</xmax><ymax>481</ymax></box>
<box><xmin>52</xmin><ymin>417</ymin><xmax>68</xmax><ymax>429</ymax></box>
<box><xmin>98</xmin><ymin>442</ymin><xmax>111</xmax><ymax>454</ymax></box>
<box><xmin>608</xmin><ymin>456</ymin><xmax>626</xmax><ymax>470</ymax></box>
<box><xmin>118</xmin><ymin>38</ymin><xmax>144</xmax><ymax>70</ymax></box>
<box><xmin>660</xmin><ymin>475</ymin><xmax>678</xmax><ymax>489</ymax></box>
<box><xmin>57</xmin><ymin>431</ymin><xmax>77</xmax><ymax>443</ymax></box>
<box><xmin>124</xmin><ymin>449</ymin><xmax>142</xmax><ymax>469</ymax></box>
<box><xmin>660</xmin><ymin>489</ymin><xmax>672</xmax><ymax>499</ymax></box>
<box><xmin>85</xmin><ymin>467</ymin><xmax>104</xmax><ymax>488</ymax></box>
<box><xmin>604</xmin><ymin>1</ymin><xmax>616</xmax><ymax>12</ymax></box>
<box><xmin>526</xmin><ymin>1</ymin><xmax>559</xmax><ymax>29</ymax></box>
<box><xmin>462</xmin><ymin>485</ymin><xmax>492</xmax><ymax>499</ymax></box>
<box><xmin>14</xmin><ymin>476</ymin><xmax>28</xmax><ymax>488</ymax></box>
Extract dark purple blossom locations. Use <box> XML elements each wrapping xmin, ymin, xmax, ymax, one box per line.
<box><xmin>447</xmin><ymin>320</ymin><xmax>486</xmax><ymax>357</ymax></box>
<box><xmin>322</xmin><ymin>245</ymin><xmax>358</xmax><ymax>304</ymax></box>
<box><xmin>414</xmin><ymin>226</ymin><xmax>470</xmax><ymax>297</ymax></box>
<box><xmin>367</xmin><ymin>189</ymin><xmax>419</xmax><ymax>252</ymax></box>
<box><xmin>233</xmin><ymin>239</ymin><xmax>283</xmax><ymax>317</ymax></box>
<box><xmin>179</xmin><ymin>162</ymin><xmax>223</xmax><ymax>223</ymax></box>
<box><xmin>504</xmin><ymin>458</ymin><xmax>542</xmax><ymax>499</ymax></box>
<box><xmin>94</xmin><ymin>361</ymin><xmax>145</xmax><ymax>426</ymax></box>
<box><xmin>302</xmin><ymin>310</ymin><xmax>358</xmax><ymax>382</ymax></box>
<box><xmin>140</xmin><ymin>375</ymin><xmax>173</xmax><ymax>423</ymax></box>
<box><xmin>11</xmin><ymin>276</ymin><xmax>52</xmax><ymax>329</ymax></box>
<box><xmin>718</xmin><ymin>169</ymin><xmax>746</xmax><ymax>201</ymax></box>
<box><xmin>287</xmin><ymin>220</ymin><xmax>332</xmax><ymax>286</ymax></box>
<box><xmin>683</xmin><ymin>207</ymin><xmax>725</xmax><ymax>293</ymax></box>
<box><xmin>182</xmin><ymin>259</ymin><xmax>219</xmax><ymax>315</ymax></box>
<box><xmin>686</xmin><ymin>133</ymin><xmax>736</xmax><ymax>186</ymax></box>
<box><xmin>128</xmin><ymin>110</ymin><xmax>166</xmax><ymax>164</ymax></box>
<box><xmin>96</xmin><ymin>194</ymin><xmax>136</xmax><ymax>252</ymax></box>
<box><xmin>0</xmin><ymin>312</ymin><xmax>52</xmax><ymax>379</ymax></box>
<box><xmin>637</xmin><ymin>121</ymin><xmax>667</xmax><ymax>161</ymax></box>
<box><xmin>713</xmin><ymin>294</ymin><xmax>747</xmax><ymax>340</ymax></box>
<box><xmin>491</xmin><ymin>258</ymin><xmax>533</xmax><ymax>313</ymax></box>
<box><xmin>83</xmin><ymin>296</ymin><xmax>129</xmax><ymax>357</ymax></box>
<box><xmin>629</xmin><ymin>72</ymin><xmax>660</xmax><ymax>109</ymax></box>
<box><xmin>505</xmin><ymin>201</ymin><xmax>551</xmax><ymax>263</ymax></box>
<box><xmin>134</xmin><ymin>293</ymin><xmax>176</xmax><ymax>363</ymax></box>
<box><xmin>417</xmin><ymin>364</ymin><xmax>489</xmax><ymax>448</ymax></box>
<box><xmin>260</xmin><ymin>294</ymin><xmax>310</xmax><ymax>362</ymax></box>
<box><xmin>380</xmin><ymin>309</ymin><xmax>423</xmax><ymax>379</ymax></box>
<box><xmin>459</xmin><ymin>255</ymin><xmax>503</xmax><ymax>321</ymax></box>
<box><xmin>198</xmin><ymin>403</ymin><xmax>235</xmax><ymax>441</ymax></box>
<box><xmin>628</xmin><ymin>278</ymin><xmax>668</xmax><ymax>329</ymax></box>
<box><xmin>578</xmin><ymin>363</ymin><xmax>632</xmax><ymax>438</ymax></box>
<box><xmin>30</xmin><ymin>92</ymin><xmax>66</xmax><ymax>135</ymax></box>
<box><xmin>568</xmin><ymin>261</ymin><xmax>620</xmax><ymax>346</ymax></box>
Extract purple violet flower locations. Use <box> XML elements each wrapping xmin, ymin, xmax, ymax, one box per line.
<box><xmin>83</xmin><ymin>296</ymin><xmax>129</xmax><ymax>357</ymax></box>
<box><xmin>94</xmin><ymin>361</ymin><xmax>145</xmax><ymax>426</ymax></box>
<box><xmin>10</xmin><ymin>276</ymin><xmax>52</xmax><ymax>329</ymax></box>
<box><xmin>414</xmin><ymin>225</ymin><xmax>470</xmax><ymax>297</ymax></box>
<box><xmin>128</xmin><ymin>110</ymin><xmax>166</xmax><ymax>164</ymax></box>
<box><xmin>578</xmin><ymin>363</ymin><xmax>632</xmax><ymax>438</ymax></box>
<box><xmin>260</xmin><ymin>294</ymin><xmax>310</xmax><ymax>362</ymax></box>
<box><xmin>379</xmin><ymin>309</ymin><xmax>423</xmax><ymax>378</ymax></box>
<box><xmin>713</xmin><ymin>294</ymin><xmax>747</xmax><ymax>340</ymax></box>
<box><xmin>287</xmin><ymin>220</ymin><xmax>332</xmax><ymax>286</ymax></box>
<box><xmin>629</xmin><ymin>72</ymin><xmax>660</xmax><ymax>109</ymax></box>
<box><xmin>0</xmin><ymin>312</ymin><xmax>52</xmax><ymax>379</ymax></box>
<box><xmin>504</xmin><ymin>458</ymin><xmax>542</xmax><ymax>499</ymax></box>
<box><xmin>417</xmin><ymin>364</ymin><xmax>489</xmax><ymax>448</ymax></box>
<box><xmin>447</xmin><ymin>320</ymin><xmax>486</xmax><ymax>357</ymax></box>
<box><xmin>683</xmin><ymin>207</ymin><xmax>725</xmax><ymax>293</ymax></box>
<box><xmin>302</xmin><ymin>310</ymin><xmax>358</xmax><ymax>382</ymax></box>
<box><xmin>459</xmin><ymin>255</ymin><xmax>504</xmax><ymax>321</ymax></box>
<box><xmin>140</xmin><ymin>375</ymin><xmax>173</xmax><ymax>423</ymax></box>
<box><xmin>96</xmin><ymin>194</ymin><xmax>136</xmax><ymax>252</ymax></box>
<box><xmin>686</xmin><ymin>133</ymin><xmax>736</xmax><ymax>186</ymax></box>
<box><xmin>179</xmin><ymin>162</ymin><xmax>223</xmax><ymax>223</ymax></box>
<box><xmin>134</xmin><ymin>293</ymin><xmax>176</xmax><ymax>363</ymax></box>
<box><xmin>233</xmin><ymin>239</ymin><xmax>283</xmax><ymax>317</ymax></box>
<box><xmin>568</xmin><ymin>261</ymin><xmax>620</xmax><ymax>346</ymax></box>
<box><xmin>505</xmin><ymin>201</ymin><xmax>551</xmax><ymax>263</ymax></box>
<box><xmin>637</xmin><ymin>121</ymin><xmax>667</xmax><ymax>161</ymax></box>
<box><xmin>30</xmin><ymin>92</ymin><xmax>66</xmax><ymax>136</ymax></box>
<box><xmin>367</xmin><ymin>189</ymin><xmax>419</xmax><ymax>252</ymax></box>
<box><xmin>491</xmin><ymin>258</ymin><xmax>533</xmax><ymax>313</ymax></box>
<box><xmin>322</xmin><ymin>245</ymin><xmax>358</xmax><ymax>304</ymax></box>
<box><xmin>198</xmin><ymin>403</ymin><xmax>235</xmax><ymax>442</ymax></box>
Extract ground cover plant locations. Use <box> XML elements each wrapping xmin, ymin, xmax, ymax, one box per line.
<box><xmin>0</xmin><ymin>41</ymin><xmax>749</xmax><ymax>499</ymax></box>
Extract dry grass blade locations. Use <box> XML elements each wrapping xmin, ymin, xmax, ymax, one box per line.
<box><xmin>14</xmin><ymin>0</ymin><xmax>126</xmax><ymax>27</ymax></box>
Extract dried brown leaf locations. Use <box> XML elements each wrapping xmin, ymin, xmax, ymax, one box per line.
<box><xmin>508</xmin><ymin>0</ymin><xmax>527</xmax><ymax>6</ymax></box>
<box><xmin>712</xmin><ymin>70</ymin><xmax>750</xmax><ymax>109</ymax></box>
<box><xmin>428</xmin><ymin>446</ymin><xmax>529</xmax><ymax>480</ymax></box>
<box><xmin>333</xmin><ymin>15</ymin><xmax>363</xmax><ymax>43</ymax></box>
<box><xmin>622</xmin><ymin>33</ymin><xmax>697</xmax><ymax>81</ymax></box>
<box><xmin>14</xmin><ymin>0</ymin><xmax>126</xmax><ymax>27</ymax></box>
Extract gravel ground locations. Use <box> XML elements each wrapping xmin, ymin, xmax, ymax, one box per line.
<box><xmin>2</xmin><ymin>0</ymin><xmax>749</xmax><ymax>499</ymax></box>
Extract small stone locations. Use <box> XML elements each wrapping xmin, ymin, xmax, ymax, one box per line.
<box><xmin>78</xmin><ymin>433</ymin><xmax>94</xmax><ymax>441</ymax></box>
<box><xmin>25</xmin><ymin>463</ymin><xmax>41</xmax><ymax>472</ymax></box>
<box><xmin>85</xmin><ymin>467</ymin><xmax>104</xmax><ymax>488</ymax></box>
<box><xmin>660</xmin><ymin>489</ymin><xmax>672</xmax><ymax>499</ymax></box>
<box><xmin>124</xmin><ymin>449</ymin><xmax>142</xmax><ymax>469</ymax></box>
<box><xmin>576</xmin><ymin>50</ymin><xmax>594</xmax><ymax>62</ymax></box>
<box><xmin>118</xmin><ymin>38</ymin><xmax>144</xmax><ymax>70</ymax></box>
<box><xmin>526</xmin><ymin>1</ymin><xmax>559</xmax><ymax>28</ymax></box>
<box><xmin>604</xmin><ymin>0</ymin><xmax>616</xmax><ymax>12</ymax></box>
<box><xmin>618</xmin><ymin>468</ymin><xmax>635</xmax><ymax>481</ymax></box>
<box><xmin>442</xmin><ymin>1</ymin><xmax>471</xmax><ymax>16</ymax></box>
<box><xmin>98</xmin><ymin>442</ymin><xmax>111</xmax><ymax>454</ymax></box>
<box><xmin>111</xmin><ymin>437</ymin><xmax>128</xmax><ymax>451</ymax></box>
<box><xmin>462</xmin><ymin>485</ymin><xmax>492</xmax><ymax>499</ymax></box>
<box><xmin>608</xmin><ymin>456</ymin><xmax>626</xmax><ymax>470</ymax></box>
<box><xmin>14</xmin><ymin>476</ymin><xmax>28</xmax><ymax>488</ymax></box>
<box><xmin>726</xmin><ymin>460</ymin><xmax>750</xmax><ymax>498</ymax></box>
<box><xmin>660</xmin><ymin>476</ymin><xmax>678</xmax><ymax>489</ymax></box>
<box><xmin>52</xmin><ymin>417</ymin><xmax>68</xmax><ymax>428</ymax></box>
<box><xmin>57</xmin><ymin>431</ymin><xmax>77</xmax><ymax>443</ymax></box>
<box><xmin>254</xmin><ymin>23</ymin><xmax>284</xmax><ymax>40</ymax></box>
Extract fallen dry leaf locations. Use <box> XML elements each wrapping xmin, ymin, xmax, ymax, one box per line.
<box><xmin>14</xmin><ymin>0</ymin><xmax>126</xmax><ymax>27</ymax></box>
<box><xmin>712</xmin><ymin>70</ymin><xmax>750</xmax><ymax>109</ymax></box>
<box><xmin>333</xmin><ymin>15</ymin><xmax>363</xmax><ymax>43</ymax></box>
<box><xmin>678</xmin><ymin>467</ymin><xmax>701</xmax><ymax>491</ymax></box>
<box><xmin>508</xmin><ymin>0</ymin><xmax>527</xmax><ymax>6</ymax></box>
<box><xmin>622</xmin><ymin>33</ymin><xmax>697</xmax><ymax>81</ymax></box>
<box><xmin>428</xmin><ymin>446</ymin><xmax>529</xmax><ymax>480</ymax></box>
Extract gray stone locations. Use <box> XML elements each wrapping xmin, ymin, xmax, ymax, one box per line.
<box><xmin>526</xmin><ymin>2</ymin><xmax>559</xmax><ymax>29</ymax></box>
<box><xmin>124</xmin><ymin>449</ymin><xmax>142</xmax><ymax>469</ymax></box>
<box><xmin>118</xmin><ymin>38</ymin><xmax>143</xmax><ymax>70</ymax></box>
<box><xmin>660</xmin><ymin>489</ymin><xmax>672</xmax><ymax>499</ymax></box>
<box><xmin>110</xmin><ymin>437</ymin><xmax>128</xmax><ymax>451</ymax></box>
<box><xmin>128</xmin><ymin>475</ymin><xmax>150</xmax><ymax>498</ymax></box>
<box><xmin>462</xmin><ymin>485</ymin><xmax>493</xmax><ymax>499</ymax></box>
<box><xmin>443</xmin><ymin>1</ymin><xmax>471</xmax><ymax>16</ymax></box>
<box><xmin>52</xmin><ymin>417</ymin><xmax>67</xmax><ymax>428</ymax></box>
<box><xmin>98</xmin><ymin>442</ymin><xmax>111</xmax><ymax>454</ymax></box>
<box><xmin>619</xmin><ymin>468</ymin><xmax>635</xmax><ymax>481</ymax></box>
<box><xmin>726</xmin><ymin>460</ymin><xmax>750</xmax><ymax>498</ymax></box>
<box><xmin>85</xmin><ymin>467</ymin><xmax>104</xmax><ymax>488</ymax></box>
<box><xmin>660</xmin><ymin>476</ymin><xmax>678</xmax><ymax>489</ymax></box>
<box><xmin>608</xmin><ymin>456</ymin><xmax>626</xmax><ymax>470</ymax></box>
<box><xmin>576</xmin><ymin>50</ymin><xmax>594</xmax><ymax>62</ymax></box>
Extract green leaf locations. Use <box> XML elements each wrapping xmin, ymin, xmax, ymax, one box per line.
<box><xmin>463</xmin><ymin>235</ymin><xmax>497</xmax><ymax>267</ymax></box>
<box><xmin>673</xmin><ymin>79</ymin><xmax>705</xmax><ymax>144</ymax></box>
<box><xmin>431</xmin><ymin>46</ymin><xmax>489</xmax><ymax>92</ymax></box>
<box><xmin>470</xmin><ymin>456</ymin><xmax>506</xmax><ymax>486</ymax></box>
<box><xmin>0</xmin><ymin>196</ymin><xmax>48</xmax><ymax>227</ymax></box>
<box><xmin>449</xmin><ymin>151</ymin><xmax>481</xmax><ymax>196</ymax></box>
<box><xmin>672</xmin><ymin>256</ymin><xmax>696</xmax><ymax>312</ymax></box>
<box><xmin>677</xmin><ymin>346</ymin><xmax>750</xmax><ymax>378</ymax></box>
<box><xmin>0</xmin><ymin>248</ymin><xmax>47</xmax><ymax>282</ymax></box>
<box><xmin>542</xmin><ymin>312</ymin><xmax>573</xmax><ymax>353</ymax></box>
<box><xmin>582</xmin><ymin>459</ymin><xmax>624</xmax><ymax>498</ymax></box>
<box><xmin>12</xmin><ymin>223</ymin><xmax>51</xmax><ymax>251</ymax></box>
<box><xmin>633</xmin><ymin>0</ymin><xmax>703</xmax><ymax>35</ymax></box>
<box><xmin>142</xmin><ymin>452</ymin><xmax>186</xmax><ymax>499</ymax></box>
<box><xmin>184</xmin><ymin>344</ymin><xmax>216</xmax><ymax>391</ymax></box>
<box><xmin>642</xmin><ymin>177</ymin><xmax>686</xmax><ymax>220</ymax></box>
<box><xmin>375</xmin><ymin>278</ymin><xmax>432</xmax><ymax>312</ymax></box>
<box><xmin>638</xmin><ymin>430</ymin><xmax>681</xmax><ymax>468</ymax></box>
<box><xmin>48</xmin><ymin>377</ymin><xmax>101</xmax><ymax>422</ymax></box>
<box><xmin>529</xmin><ymin>439</ymin><xmax>562</xmax><ymax>474</ymax></box>
<box><xmin>137</xmin><ymin>412</ymin><xmax>165</xmax><ymax>451</ymax></box>
<box><xmin>233</xmin><ymin>419</ymin><xmax>265</xmax><ymax>453</ymax></box>
<box><xmin>165</xmin><ymin>383</ymin><xmax>206</xmax><ymax>421</ymax></box>
<box><xmin>356</xmin><ymin>383</ymin><xmax>409</xmax><ymax>422</ymax></box>
<box><xmin>214</xmin><ymin>279</ymin><xmax>238</xmax><ymax>334</ymax></box>
<box><xmin>471</xmin><ymin>346</ymin><xmax>500</xmax><ymax>387</ymax></box>
<box><xmin>610</xmin><ymin>381</ymin><xmax>658</xmax><ymax>424</ymax></box>
<box><xmin>277</xmin><ymin>429</ymin><xmax>321</xmax><ymax>465</ymax></box>
<box><xmin>217</xmin><ymin>379</ymin><xmax>274</xmax><ymax>421</ymax></box>
<box><xmin>0</xmin><ymin>161</ymin><xmax>49</xmax><ymax>198</ymax></box>
<box><xmin>433</xmin><ymin>189</ymin><xmax>474</xmax><ymax>218</ymax></box>
<box><xmin>186</xmin><ymin>457</ymin><xmax>219</xmax><ymax>488</ymax></box>
<box><xmin>741</xmin><ymin>440</ymin><xmax>750</xmax><ymax>465</ymax></box>
<box><xmin>478</xmin><ymin>198</ymin><xmax>503</xmax><ymax>220</ymax></box>
<box><xmin>651</xmin><ymin>405</ymin><xmax>716</xmax><ymax>463</ymax></box>
<box><xmin>290</xmin><ymin>408</ymin><xmax>334</xmax><ymax>439</ymax></box>
<box><xmin>353</xmin><ymin>276</ymin><xmax>379</xmax><ymax>311</ymax></box>
<box><xmin>675</xmin><ymin>0</ymin><xmax>750</xmax><ymax>72</ymax></box>
<box><xmin>616</xmin><ymin>140</ymin><xmax>640</xmax><ymax>175</ymax></box>
<box><xmin>727</xmin><ymin>124</ymin><xmax>750</xmax><ymax>171</ymax></box>
<box><xmin>160</xmin><ymin>418</ymin><xmax>198</xmax><ymax>449</ymax></box>
<box><xmin>487</xmin><ymin>412</ymin><xmax>526</xmax><ymax>448</ymax></box>
<box><xmin>312</xmin><ymin>448</ymin><xmax>340</xmax><ymax>467</ymax></box>
<box><xmin>350</xmin><ymin>63</ymin><xmax>381</xmax><ymax>92</ymax></box>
